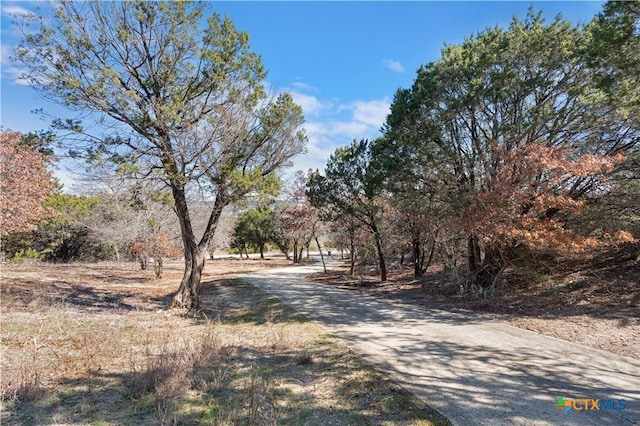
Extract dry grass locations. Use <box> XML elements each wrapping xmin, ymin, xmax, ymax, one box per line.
<box><xmin>1</xmin><ymin>258</ymin><xmax>449</xmax><ymax>425</ymax></box>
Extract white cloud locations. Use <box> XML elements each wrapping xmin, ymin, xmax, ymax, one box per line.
<box><xmin>272</xmin><ymin>80</ymin><xmax>392</xmax><ymax>173</ymax></box>
<box><xmin>292</xmin><ymin>97</ymin><xmax>391</xmax><ymax>173</ymax></box>
<box><xmin>1</xmin><ymin>5</ymin><xmax>35</xmax><ymax>18</ymax></box>
<box><xmin>289</xmin><ymin>91</ymin><xmax>330</xmax><ymax>117</ymax></box>
<box><xmin>291</xmin><ymin>81</ymin><xmax>318</xmax><ymax>92</ymax></box>
<box><xmin>0</xmin><ymin>43</ymin><xmax>30</xmax><ymax>85</ymax></box>
<box><xmin>351</xmin><ymin>99</ymin><xmax>391</xmax><ymax>129</ymax></box>
<box><xmin>304</xmin><ymin>98</ymin><xmax>390</xmax><ymax>141</ymax></box>
<box><xmin>0</xmin><ymin>43</ymin><xmax>10</xmax><ymax>65</ymax></box>
<box><xmin>3</xmin><ymin>65</ymin><xmax>30</xmax><ymax>86</ymax></box>
<box><xmin>382</xmin><ymin>59</ymin><xmax>405</xmax><ymax>73</ymax></box>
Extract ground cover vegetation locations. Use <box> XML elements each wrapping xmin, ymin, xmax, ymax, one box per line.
<box><xmin>0</xmin><ymin>260</ymin><xmax>449</xmax><ymax>426</ymax></box>
<box><xmin>5</xmin><ymin>1</ymin><xmax>635</xmax><ymax>307</ymax></box>
<box><xmin>303</xmin><ymin>2</ymin><xmax>638</xmax><ymax>360</ymax></box>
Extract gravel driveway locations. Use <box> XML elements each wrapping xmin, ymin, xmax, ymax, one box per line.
<box><xmin>241</xmin><ymin>261</ymin><xmax>640</xmax><ymax>426</ymax></box>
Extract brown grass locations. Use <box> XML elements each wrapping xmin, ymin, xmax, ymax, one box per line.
<box><xmin>1</xmin><ymin>258</ymin><xmax>449</xmax><ymax>425</ymax></box>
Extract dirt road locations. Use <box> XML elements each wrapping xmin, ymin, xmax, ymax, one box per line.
<box><xmin>241</xmin><ymin>261</ymin><xmax>640</xmax><ymax>426</ymax></box>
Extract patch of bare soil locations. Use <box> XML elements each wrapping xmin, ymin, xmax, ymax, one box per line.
<box><xmin>309</xmin><ymin>243</ymin><xmax>640</xmax><ymax>360</ymax></box>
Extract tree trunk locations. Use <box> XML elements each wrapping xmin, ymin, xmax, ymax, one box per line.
<box><xmin>413</xmin><ymin>235</ymin><xmax>422</xmax><ymax>278</ymax></box>
<box><xmin>113</xmin><ymin>242</ymin><xmax>120</xmax><ymax>262</ymax></box>
<box><xmin>423</xmin><ymin>233</ymin><xmax>438</xmax><ymax>275</ymax></box>
<box><xmin>292</xmin><ymin>240</ymin><xmax>300</xmax><ymax>263</ymax></box>
<box><xmin>315</xmin><ymin>236</ymin><xmax>327</xmax><ymax>273</ymax></box>
<box><xmin>373</xmin><ymin>227</ymin><xmax>387</xmax><ymax>282</ymax></box>
<box><xmin>169</xmin><ymin>174</ymin><xmax>228</xmax><ymax>310</ymax></box>
<box><xmin>171</xmin><ymin>246</ymin><xmax>205</xmax><ymax>309</ymax></box>
<box><xmin>466</xmin><ymin>233</ymin><xmax>481</xmax><ymax>293</ymax></box>
<box><xmin>349</xmin><ymin>223</ymin><xmax>356</xmax><ymax>276</ymax></box>
<box><xmin>139</xmin><ymin>255</ymin><xmax>148</xmax><ymax>270</ymax></box>
<box><xmin>154</xmin><ymin>256</ymin><xmax>163</xmax><ymax>279</ymax></box>
<box><xmin>467</xmin><ymin>234</ymin><xmax>505</xmax><ymax>296</ymax></box>
<box><xmin>468</xmin><ymin>233</ymin><xmax>481</xmax><ymax>276</ymax></box>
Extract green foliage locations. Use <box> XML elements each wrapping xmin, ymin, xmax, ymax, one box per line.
<box><xmin>307</xmin><ymin>139</ymin><xmax>383</xmax><ymax>224</ymax></box>
<box><xmin>586</xmin><ymin>1</ymin><xmax>640</xmax><ymax>117</ymax></box>
<box><xmin>307</xmin><ymin>139</ymin><xmax>388</xmax><ymax>280</ymax></box>
<box><xmin>378</xmin><ymin>8</ymin><xmax>638</xmax><ymax>291</ymax></box>
<box><xmin>1</xmin><ymin>193</ymin><xmax>112</xmax><ymax>262</ymax></box>
<box><xmin>44</xmin><ymin>193</ymin><xmax>101</xmax><ymax>225</ymax></box>
<box><xmin>12</xmin><ymin>248</ymin><xmax>41</xmax><ymax>262</ymax></box>
<box><xmin>231</xmin><ymin>208</ymin><xmax>283</xmax><ymax>257</ymax></box>
<box><xmin>20</xmin><ymin>130</ymin><xmax>56</xmax><ymax>157</ymax></box>
<box><xmin>16</xmin><ymin>1</ymin><xmax>307</xmax><ymax>307</ymax></box>
<box><xmin>37</xmin><ymin>194</ymin><xmax>107</xmax><ymax>262</ymax></box>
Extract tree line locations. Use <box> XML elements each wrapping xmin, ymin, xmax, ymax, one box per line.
<box><xmin>306</xmin><ymin>4</ymin><xmax>639</xmax><ymax>294</ymax></box>
<box><xmin>1</xmin><ymin>1</ymin><xmax>637</xmax><ymax>308</ymax></box>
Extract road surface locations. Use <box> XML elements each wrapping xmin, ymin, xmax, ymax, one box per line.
<box><xmin>241</xmin><ymin>261</ymin><xmax>640</xmax><ymax>425</ymax></box>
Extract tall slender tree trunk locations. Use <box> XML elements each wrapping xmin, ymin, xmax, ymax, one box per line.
<box><xmin>423</xmin><ymin>233</ymin><xmax>438</xmax><ymax>275</ymax></box>
<box><xmin>315</xmin><ymin>236</ymin><xmax>326</xmax><ymax>273</ymax></box>
<box><xmin>372</xmin><ymin>224</ymin><xmax>387</xmax><ymax>282</ymax></box>
<box><xmin>293</xmin><ymin>240</ymin><xmax>300</xmax><ymax>263</ymax></box>
<box><xmin>348</xmin><ymin>219</ymin><xmax>356</xmax><ymax>276</ymax></box>
<box><xmin>413</xmin><ymin>234</ymin><xmax>422</xmax><ymax>278</ymax></box>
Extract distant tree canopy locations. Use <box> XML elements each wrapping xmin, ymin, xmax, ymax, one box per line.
<box><xmin>231</xmin><ymin>207</ymin><xmax>282</xmax><ymax>259</ymax></box>
<box><xmin>16</xmin><ymin>1</ymin><xmax>307</xmax><ymax>309</ymax></box>
<box><xmin>280</xmin><ymin>170</ymin><xmax>320</xmax><ymax>264</ymax></box>
<box><xmin>0</xmin><ymin>130</ymin><xmax>57</xmax><ymax>236</ymax></box>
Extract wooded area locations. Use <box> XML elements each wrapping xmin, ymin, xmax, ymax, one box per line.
<box><xmin>1</xmin><ymin>1</ymin><xmax>638</xmax><ymax>306</ymax></box>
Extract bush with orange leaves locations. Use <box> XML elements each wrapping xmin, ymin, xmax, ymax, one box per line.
<box><xmin>459</xmin><ymin>143</ymin><xmax>631</xmax><ymax>253</ymax></box>
<box><xmin>0</xmin><ymin>130</ymin><xmax>57</xmax><ymax>236</ymax></box>
<box><xmin>130</xmin><ymin>232</ymin><xmax>182</xmax><ymax>278</ymax></box>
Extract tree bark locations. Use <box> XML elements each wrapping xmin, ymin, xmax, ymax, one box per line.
<box><xmin>467</xmin><ymin>234</ymin><xmax>505</xmax><ymax>296</ymax></box>
<box><xmin>423</xmin><ymin>233</ymin><xmax>438</xmax><ymax>275</ymax></box>
<box><xmin>171</xmin><ymin>246</ymin><xmax>205</xmax><ymax>309</ymax></box>
<box><xmin>348</xmin><ymin>219</ymin><xmax>356</xmax><ymax>276</ymax></box>
<box><xmin>413</xmin><ymin>234</ymin><xmax>422</xmax><ymax>278</ymax></box>
<box><xmin>372</xmin><ymin>224</ymin><xmax>387</xmax><ymax>282</ymax></box>
<box><xmin>154</xmin><ymin>256</ymin><xmax>163</xmax><ymax>279</ymax></box>
<box><xmin>292</xmin><ymin>240</ymin><xmax>300</xmax><ymax>263</ymax></box>
<box><xmin>315</xmin><ymin>236</ymin><xmax>327</xmax><ymax>273</ymax></box>
<box><xmin>139</xmin><ymin>255</ymin><xmax>148</xmax><ymax>270</ymax></box>
<box><xmin>169</xmin><ymin>173</ymin><xmax>228</xmax><ymax>309</ymax></box>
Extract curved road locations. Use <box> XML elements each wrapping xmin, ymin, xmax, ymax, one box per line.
<box><xmin>241</xmin><ymin>260</ymin><xmax>639</xmax><ymax>426</ymax></box>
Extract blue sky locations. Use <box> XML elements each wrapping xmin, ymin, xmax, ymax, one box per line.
<box><xmin>0</xmin><ymin>1</ymin><xmax>604</xmax><ymax>190</ymax></box>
